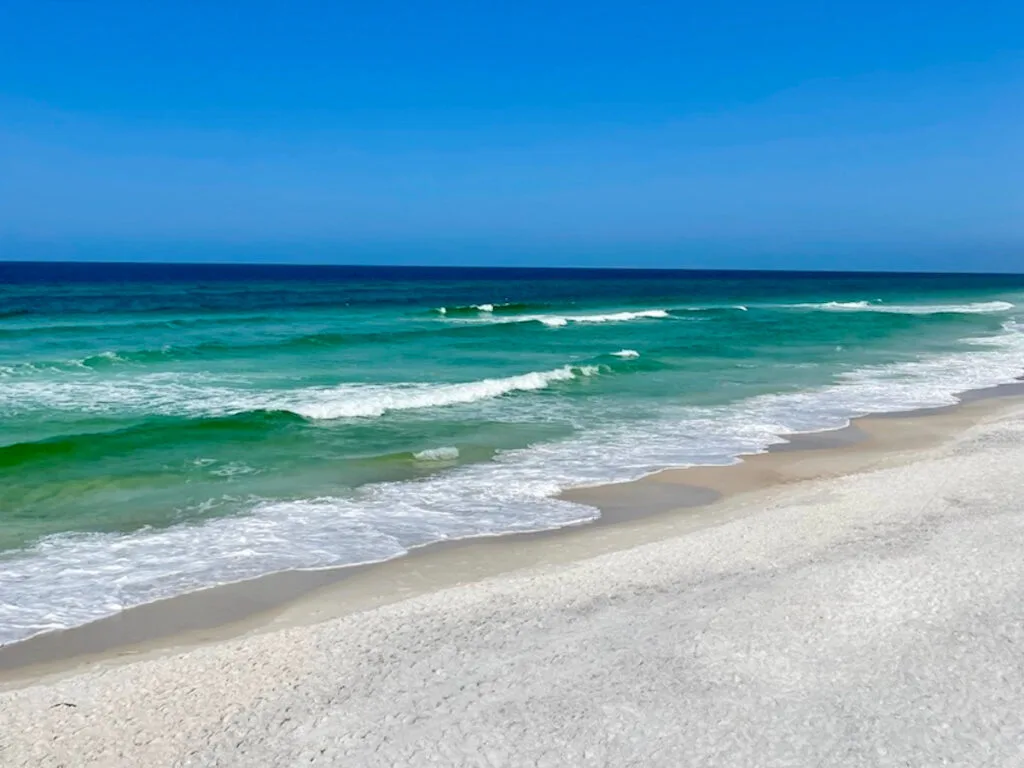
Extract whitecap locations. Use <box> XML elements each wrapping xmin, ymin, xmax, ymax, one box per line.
<box><xmin>287</xmin><ymin>365</ymin><xmax>600</xmax><ymax>420</ymax></box>
<box><xmin>790</xmin><ymin>300</ymin><xmax>1014</xmax><ymax>315</ymax></box>
<box><xmin>475</xmin><ymin>309</ymin><xmax>670</xmax><ymax>327</ymax></box>
<box><xmin>0</xmin><ymin>365</ymin><xmax>602</xmax><ymax>421</ymax></box>
<box><xmin>413</xmin><ymin>446</ymin><xmax>460</xmax><ymax>461</ymax></box>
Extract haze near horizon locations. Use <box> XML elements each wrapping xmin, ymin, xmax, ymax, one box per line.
<box><xmin>1</xmin><ymin>1</ymin><xmax>1021</xmax><ymax>271</ymax></box>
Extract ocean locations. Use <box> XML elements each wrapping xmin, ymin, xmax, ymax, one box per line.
<box><xmin>2</xmin><ymin>262</ymin><xmax>1023</xmax><ymax>646</ymax></box>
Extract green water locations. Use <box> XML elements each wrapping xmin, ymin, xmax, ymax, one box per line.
<box><xmin>2</xmin><ymin>263</ymin><xmax>1023</xmax><ymax>643</ymax></box>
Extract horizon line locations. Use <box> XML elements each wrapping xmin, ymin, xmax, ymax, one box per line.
<box><xmin>2</xmin><ymin>259</ymin><xmax>1023</xmax><ymax>278</ymax></box>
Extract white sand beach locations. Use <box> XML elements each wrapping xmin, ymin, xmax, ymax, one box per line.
<box><xmin>4</xmin><ymin>400</ymin><xmax>1024</xmax><ymax>766</ymax></box>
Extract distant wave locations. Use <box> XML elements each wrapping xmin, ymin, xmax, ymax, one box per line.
<box><xmin>1</xmin><ymin>307</ymin><xmax>673</xmax><ymax>376</ymax></box>
<box><xmin>458</xmin><ymin>309</ymin><xmax>671</xmax><ymax>327</ymax></box>
<box><xmin>433</xmin><ymin>302</ymin><xmax>537</xmax><ymax>316</ymax></box>
<box><xmin>0</xmin><ymin>313</ymin><xmax>278</xmax><ymax>339</ymax></box>
<box><xmin>671</xmin><ymin>305</ymin><xmax>749</xmax><ymax>314</ymax></box>
<box><xmin>2</xmin><ymin>317</ymin><xmax>632</xmax><ymax>374</ymax></box>
<box><xmin>435</xmin><ymin>303</ymin><xmax>753</xmax><ymax>322</ymax></box>
<box><xmin>539</xmin><ymin>309</ymin><xmax>669</xmax><ymax>326</ymax></box>
<box><xmin>0</xmin><ymin>347</ymin><xmax>209</xmax><ymax>376</ymax></box>
<box><xmin>0</xmin><ymin>351</ymin><xmax>130</xmax><ymax>377</ymax></box>
<box><xmin>788</xmin><ymin>300</ymin><xmax>1014</xmax><ymax>315</ymax></box>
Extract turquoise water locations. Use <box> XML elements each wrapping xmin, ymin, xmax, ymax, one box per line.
<box><xmin>2</xmin><ymin>263</ymin><xmax>1024</xmax><ymax>644</ymax></box>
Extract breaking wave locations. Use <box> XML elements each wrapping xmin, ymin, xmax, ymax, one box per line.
<box><xmin>459</xmin><ymin>309</ymin><xmax>671</xmax><ymax>327</ymax></box>
<box><xmin>433</xmin><ymin>302</ymin><xmax>536</xmax><ymax>316</ymax></box>
<box><xmin>0</xmin><ymin>364</ymin><xmax>603</xmax><ymax>421</ymax></box>
<box><xmin>284</xmin><ymin>365</ymin><xmax>601</xmax><ymax>420</ymax></box>
<box><xmin>412</xmin><ymin>446</ymin><xmax>460</xmax><ymax>462</ymax></box>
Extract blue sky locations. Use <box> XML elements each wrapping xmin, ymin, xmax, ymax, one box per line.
<box><xmin>1</xmin><ymin>1</ymin><xmax>1022</xmax><ymax>270</ymax></box>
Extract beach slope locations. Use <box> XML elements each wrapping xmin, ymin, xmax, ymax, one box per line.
<box><xmin>3</xmin><ymin>407</ymin><xmax>1024</xmax><ymax>766</ymax></box>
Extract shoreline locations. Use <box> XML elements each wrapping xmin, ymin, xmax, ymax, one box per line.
<box><xmin>3</xmin><ymin>379</ymin><xmax>1024</xmax><ymax>685</ymax></box>
<box><xmin>6</xmin><ymin>377</ymin><xmax>1024</xmax><ymax>764</ymax></box>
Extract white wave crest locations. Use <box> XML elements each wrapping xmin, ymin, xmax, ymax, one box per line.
<box><xmin>0</xmin><ymin>365</ymin><xmax>602</xmax><ymax>422</ymax></box>
<box><xmin>547</xmin><ymin>309</ymin><xmax>669</xmax><ymax>325</ymax></box>
<box><xmin>434</xmin><ymin>302</ymin><xmax>515</xmax><ymax>315</ymax></box>
<box><xmin>490</xmin><ymin>309</ymin><xmax>670</xmax><ymax>327</ymax></box>
<box><xmin>289</xmin><ymin>365</ymin><xmax>599</xmax><ymax>420</ymax></box>
<box><xmin>413</xmin><ymin>446</ymin><xmax>460</xmax><ymax>461</ymax></box>
<box><xmin>679</xmin><ymin>305</ymin><xmax>748</xmax><ymax>313</ymax></box>
<box><xmin>791</xmin><ymin>300</ymin><xmax>1014</xmax><ymax>315</ymax></box>
<box><xmin>611</xmin><ymin>349</ymin><xmax>640</xmax><ymax>359</ymax></box>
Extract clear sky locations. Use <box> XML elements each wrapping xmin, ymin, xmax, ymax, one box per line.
<box><xmin>1</xmin><ymin>1</ymin><xmax>1022</xmax><ymax>270</ymax></box>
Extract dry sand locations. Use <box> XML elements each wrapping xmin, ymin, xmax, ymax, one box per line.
<box><xmin>4</xmin><ymin>397</ymin><xmax>1024</xmax><ymax>765</ymax></box>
